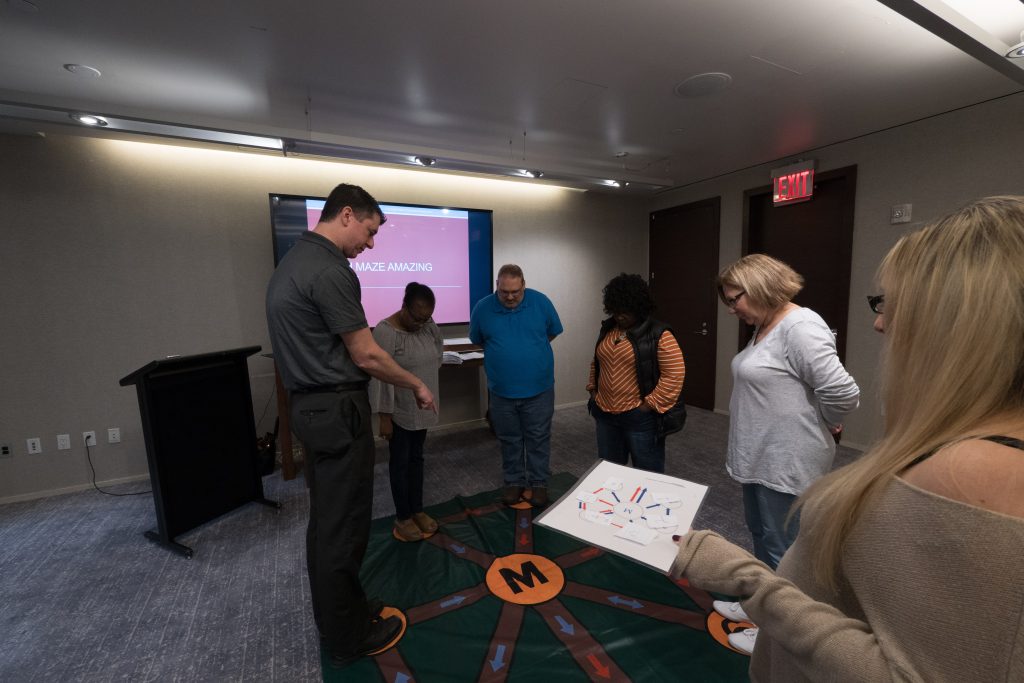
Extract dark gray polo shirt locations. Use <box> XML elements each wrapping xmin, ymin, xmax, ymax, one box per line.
<box><xmin>265</xmin><ymin>231</ymin><xmax>369</xmax><ymax>391</ymax></box>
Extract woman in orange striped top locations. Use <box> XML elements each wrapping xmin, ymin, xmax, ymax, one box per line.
<box><xmin>586</xmin><ymin>273</ymin><xmax>686</xmax><ymax>473</ymax></box>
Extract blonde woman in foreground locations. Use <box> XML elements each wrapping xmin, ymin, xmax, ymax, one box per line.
<box><xmin>671</xmin><ymin>195</ymin><xmax>1024</xmax><ymax>681</ymax></box>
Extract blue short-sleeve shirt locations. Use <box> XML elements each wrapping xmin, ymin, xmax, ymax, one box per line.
<box><xmin>469</xmin><ymin>288</ymin><xmax>563</xmax><ymax>398</ymax></box>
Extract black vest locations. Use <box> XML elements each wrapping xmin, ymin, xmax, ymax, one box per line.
<box><xmin>593</xmin><ymin>317</ymin><xmax>687</xmax><ymax>436</ymax></box>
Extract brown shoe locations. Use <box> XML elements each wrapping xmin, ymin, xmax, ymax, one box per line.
<box><xmin>500</xmin><ymin>485</ymin><xmax>524</xmax><ymax>506</ymax></box>
<box><xmin>529</xmin><ymin>486</ymin><xmax>549</xmax><ymax>508</ymax></box>
<box><xmin>393</xmin><ymin>518</ymin><xmax>423</xmax><ymax>542</ymax></box>
<box><xmin>411</xmin><ymin>511</ymin><xmax>438</xmax><ymax>535</ymax></box>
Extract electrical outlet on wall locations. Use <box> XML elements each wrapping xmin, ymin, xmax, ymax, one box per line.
<box><xmin>107</xmin><ymin>427</ymin><xmax>121</xmax><ymax>444</ymax></box>
<box><xmin>27</xmin><ymin>437</ymin><xmax>42</xmax><ymax>454</ymax></box>
<box><xmin>1</xmin><ymin>443</ymin><xmax>13</xmax><ymax>458</ymax></box>
<box><xmin>83</xmin><ymin>431</ymin><xmax>97</xmax><ymax>447</ymax></box>
<box><xmin>57</xmin><ymin>434</ymin><xmax>71</xmax><ymax>451</ymax></box>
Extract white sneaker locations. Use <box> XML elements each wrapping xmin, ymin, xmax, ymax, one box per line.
<box><xmin>727</xmin><ymin>627</ymin><xmax>759</xmax><ymax>655</ymax></box>
<box><xmin>713</xmin><ymin>600</ymin><xmax>752</xmax><ymax>623</ymax></box>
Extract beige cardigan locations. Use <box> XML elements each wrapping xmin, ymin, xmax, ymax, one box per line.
<box><xmin>671</xmin><ymin>477</ymin><xmax>1024</xmax><ymax>682</ymax></box>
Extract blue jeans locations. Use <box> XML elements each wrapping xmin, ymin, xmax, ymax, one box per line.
<box><xmin>388</xmin><ymin>423</ymin><xmax>427</xmax><ymax>520</ymax></box>
<box><xmin>591</xmin><ymin>400</ymin><xmax>666</xmax><ymax>473</ymax></box>
<box><xmin>742</xmin><ymin>483</ymin><xmax>800</xmax><ymax>570</ymax></box>
<box><xmin>488</xmin><ymin>388</ymin><xmax>554</xmax><ymax>487</ymax></box>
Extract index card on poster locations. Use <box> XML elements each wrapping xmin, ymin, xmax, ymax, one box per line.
<box><xmin>534</xmin><ymin>460</ymin><xmax>709</xmax><ymax>574</ymax></box>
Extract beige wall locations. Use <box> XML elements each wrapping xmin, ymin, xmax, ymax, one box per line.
<box><xmin>0</xmin><ymin>134</ymin><xmax>647</xmax><ymax>502</ymax></box>
<box><xmin>3</xmin><ymin>90</ymin><xmax>1021</xmax><ymax>501</ymax></box>
<box><xmin>652</xmin><ymin>91</ymin><xmax>1024</xmax><ymax>451</ymax></box>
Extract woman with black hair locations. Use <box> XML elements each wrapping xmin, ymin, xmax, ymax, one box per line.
<box><xmin>586</xmin><ymin>273</ymin><xmax>686</xmax><ymax>473</ymax></box>
<box><xmin>370</xmin><ymin>282</ymin><xmax>444</xmax><ymax>542</ymax></box>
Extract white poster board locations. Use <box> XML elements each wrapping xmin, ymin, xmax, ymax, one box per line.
<box><xmin>535</xmin><ymin>460</ymin><xmax>708</xmax><ymax>574</ymax></box>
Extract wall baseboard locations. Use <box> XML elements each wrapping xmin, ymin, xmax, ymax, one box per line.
<box><xmin>0</xmin><ymin>473</ymin><xmax>151</xmax><ymax>506</ymax></box>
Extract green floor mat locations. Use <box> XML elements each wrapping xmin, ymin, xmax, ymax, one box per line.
<box><xmin>323</xmin><ymin>472</ymin><xmax>751</xmax><ymax>682</ymax></box>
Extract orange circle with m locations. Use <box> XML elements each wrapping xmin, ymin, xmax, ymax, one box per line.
<box><xmin>485</xmin><ymin>553</ymin><xmax>565</xmax><ymax>605</ymax></box>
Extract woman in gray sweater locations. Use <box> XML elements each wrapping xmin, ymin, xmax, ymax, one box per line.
<box><xmin>715</xmin><ymin>254</ymin><xmax>860</xmax><ymax>653</ymax></box>
<box><xmin>369</xmin><ymin>282</ymin><xmax>444</xmax><ymax>542</ymax></box>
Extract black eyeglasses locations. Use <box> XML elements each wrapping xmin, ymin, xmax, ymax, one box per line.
<box><xmin>867</xmin><ymin>295</ymin><xmax>885</xmax><ymax>314</ymax></box>
<box><xmin>724</xmin><ymin>290</ymin><xmax>746</xmax><ymax>308</ymax></box>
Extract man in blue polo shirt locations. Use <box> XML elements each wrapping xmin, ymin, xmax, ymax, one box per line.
<box><xmin>470</xmin><ymin>264</ymin><xmax>563</xmax><ymax>508</ymax></box>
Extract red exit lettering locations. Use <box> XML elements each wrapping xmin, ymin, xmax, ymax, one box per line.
<box><xmin>773</xmin><ymin>169</ymin><xmax>814</xmax><ymax>205</ymax></box>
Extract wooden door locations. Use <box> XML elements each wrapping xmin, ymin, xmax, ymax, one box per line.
<box><xmin>742</xmin><ymin>166</ymin><xmax>857</xmax><ymax>360</ymax></box>
<box><xmin>649</xmin><ymin>197</ymin><xmax>720</xmax><ymax>410</ymax></box>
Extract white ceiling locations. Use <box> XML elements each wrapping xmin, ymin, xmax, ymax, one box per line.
<box><xmin>1</xmin><ymin>0</ymin><xmax>1022</xmax><ymax>191</ymax></box>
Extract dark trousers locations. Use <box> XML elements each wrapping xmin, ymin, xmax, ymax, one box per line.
<box><xmin>388</xmin><ymin>423</ymin><xmax>427</xmax><ymax>520</ymax></box>
<box><xmin>590</xmin><ymin>400</ymin><xmax>666</xmax><ymax>473</ymax></box>
<box><xmin>290</xmin><ymin>389</ymin><xmax>375</xmax><ymax>656</ymax></box>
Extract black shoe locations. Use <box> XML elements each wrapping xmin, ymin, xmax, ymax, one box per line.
<box><xmin>500</xmin><ymin>485</ymin><xmax>524</xmax><ymax>506</ymax></box>
<box><xmin>320</xmin><ymin>599</ymin><xmax>385</xmax><ymax>645</ymax></box>
<box><xmin>529</xmin><ymin>486</ymin><xmax>549</xmax><ymax>508</ymax></box>
<box><xmin>327</xmin><ymin>615</ymin><xmax>403</xmax><ymax>668</ymax></box>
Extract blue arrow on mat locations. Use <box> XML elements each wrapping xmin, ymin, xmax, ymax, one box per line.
<box><xmin>519</xmin><ymin>516</ymin><xmax>529</xmax><ymax>528</ymax></box>
<box><xmin>608</xmin><ymin>595</ymin><xmax>643</xmax><ymax>609</ymax></box>
<box><xmin>394</xmin><ymin>674</ymin><xmax>410</xmax><ymax>683</ymax></box>
<box><xmin>555</xmin><ymin>615</ymin><xmax>575</xmax><ymax>634</ymax></box>
<box><xmin>490</xmin><ymin>644</ymin><xmax>507</xmax><ymax>671</ymax></box>
<box><xmin>441</xmin><ymin>595</ymin><xmax>467</xmax><ymax>608</ymax></box>
<box><xmin>449</xmin><ymin>543</ymin><xmax>466</xmax><ymax>554</ymax></box>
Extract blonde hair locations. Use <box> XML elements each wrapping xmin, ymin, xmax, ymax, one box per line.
<box><xmin>798</xmin><ymin>195</ymin><xmax>1024</xmax><ymax>589</ymax></box>
<box><xmin>717</xmin><ymin>254</ymin><xmax>804</xmax><ymax>309</ymax></box>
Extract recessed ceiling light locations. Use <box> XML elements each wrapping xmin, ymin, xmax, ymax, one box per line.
<box><xmin>614</xmin><ymin>152</ymin><xmax>629</xmax><ymax>158</ymax></box>
<box><xmin>413</xmin><ymin>156</ymin><xmax>436</xmax><ymax>166</ymax></box>
<box><xmin>1007</xmin><ymin>41</ymin><xmax>1024</xmax><ymax>59</ymax></box>
<box><xmin>674</xmin><ymin>72</ymin><xmax>732</xmax><ymax>98</ymax></box>
<box><xmin>520</xmin><ymin>169</ymin><xmax>544</xmax><ymax>178</ymax></box>
<box><xmin>69</xmin><ymin>113</ymin><xmax>108</xmax><ymax>127</ymax></box>
<box><xmin>605</xmin><ymin>180</ymin><xmax>621</xmax><ymax>188</ymax></box>
<box><xmin>64</xmin><ymin>64</ymin><xmax>102</xmax><ymax>78</ymax></box>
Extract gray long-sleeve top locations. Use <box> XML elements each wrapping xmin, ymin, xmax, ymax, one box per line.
<box><xmin>726</xmin><ymin>307</ymin><xmax>860</xmax><ymax>495</ymax></box>
<box><xmin>369</xmin><ymin>318</ymin><xmax>443</xmax><ymax>431</ymax></box>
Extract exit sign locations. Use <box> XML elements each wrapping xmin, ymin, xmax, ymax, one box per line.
<box><xmin>771</xmin><ymin>160</ymin><xmax>815</xmax><ymax>206</ymax></box>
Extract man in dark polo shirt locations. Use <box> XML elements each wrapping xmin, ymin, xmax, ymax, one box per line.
<box><xmin>265</xmin><ymin>183</ymin><xmax>435</xmax><ymax>668</ymax></box>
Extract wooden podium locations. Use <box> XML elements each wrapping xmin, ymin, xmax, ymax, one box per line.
<box><xmin>120</xmin><ymin>346</ymin><xmax>279</xmax><ymax>558</ymax></box>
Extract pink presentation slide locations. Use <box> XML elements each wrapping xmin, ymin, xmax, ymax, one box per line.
<box><xmin>305</xmin><ymin>201</ymin><xmax>470</xmax><ymax>325</ymax></box>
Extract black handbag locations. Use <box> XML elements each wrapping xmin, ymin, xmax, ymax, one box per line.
<box><xmin>658</xmin><ymin>399</ymin><xmax>687</xmax><ymax>437</ymax></box>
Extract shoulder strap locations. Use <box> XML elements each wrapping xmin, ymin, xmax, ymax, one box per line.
<box><xmin>979</xmin><ymin>435</ymin><xmax>1024</xmax><ymax>451</ymax></box>
<box><xmin>909</xmin><ymin>434</ymin><xmax>1024</xmax><ymax>468</ymax></box>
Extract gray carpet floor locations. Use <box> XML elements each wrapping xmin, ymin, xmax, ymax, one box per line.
<box><xmin>0</xmin><ymin>404</ymin><xmax>859</xmax><ymax>682</ymax></box>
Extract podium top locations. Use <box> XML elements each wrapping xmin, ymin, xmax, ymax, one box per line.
<box><xmin>119</xmin><ymin>345</ymin><xmax>262</xmax><ymax>386</ymax></box>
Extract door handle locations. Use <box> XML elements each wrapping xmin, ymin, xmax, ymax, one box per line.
<box><xmin>693</xmin><ymin>322</ymin><xmax>709</xmax><ymax>336</ymax></box>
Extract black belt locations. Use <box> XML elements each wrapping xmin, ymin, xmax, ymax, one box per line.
<box><xmin>292</xmin><ymin>381</ymin><xmax>368</xmax><ymax>394</ymax></box>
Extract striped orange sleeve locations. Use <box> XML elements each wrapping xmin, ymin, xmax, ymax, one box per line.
<box><xmin>587</xmin><ymin>358</ymin><xmax>596</xmax><ymax>392</ymax></box>
<box><xmin>644</xmin><ymin>331</ymin><xmax>685</xmax><ymax>413</ymax></box>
